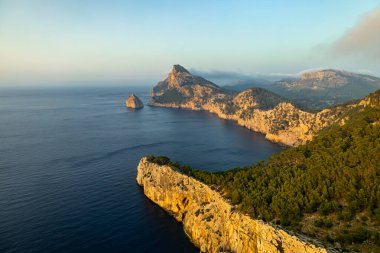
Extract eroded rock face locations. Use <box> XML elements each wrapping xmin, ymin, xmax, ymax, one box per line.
<box><xmin>126</xmin><ymin>94</ymin><xmax>144</xmax><ymax>109</ymax></box>
<box><xmin>150</xmin><ymin>65</ymin><xmax>355</xmax><ymax>146</ymax></box>
<box><xmin>136</xmin><ymin>157</ymin><xmax>328</xmax><ymax>253</ymax></box>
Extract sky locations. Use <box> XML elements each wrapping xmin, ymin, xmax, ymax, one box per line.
<box><xmin>1</xmin><ymin>0</ymin><xmax>380</xmax><ymax>86</ymax></box>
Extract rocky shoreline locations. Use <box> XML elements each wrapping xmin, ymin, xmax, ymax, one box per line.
<box><xmin>149</xmin><ymin>100</ymin><xmax>349</xmax><ymax>146</ymax></box>
<box><xmin>137</xmin><ymin>157</ymin><xmax>329</xmax><ymax>253</ymax></box>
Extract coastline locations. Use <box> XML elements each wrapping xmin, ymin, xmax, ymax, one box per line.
<box><xmin>136</xmin><ymin>157</ymin><xmax>329</xmax><ymax>253</ymax></box>
<box><xmin>148</xmin><ymin>102</ymin><xmax>290</xmax><ymax>148</ymax></box>
<box><xmin>148</xmin><ymin>101</ymin><xmax>323</xmax><ymax>147</ymax></box>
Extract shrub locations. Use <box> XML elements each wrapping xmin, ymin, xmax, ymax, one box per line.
<box><xmin>147</xmin><ymin>155</ymin><xmax>170</xmax><ymax>165</ymax></box>
<box><xmin>314</xmin><ymin>218</ymin><xmax>333</xmax><ymax>228</ymax></box>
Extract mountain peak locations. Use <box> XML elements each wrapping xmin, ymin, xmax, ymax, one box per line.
<box><xmin>300</xmin><ymin>69</ymin><xmax>341</xmax><ymax>80</ymax></box>
<box><xmin>171</xmin><ymin>64</ymin><xmax>190</xmax><ymax>74</ymax></box>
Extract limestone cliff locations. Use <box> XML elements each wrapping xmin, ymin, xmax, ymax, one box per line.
<box><xmin>150</xmin><ymin>65</ymin><xmax>355</xmax><ymax>146</ymax></box>
<box><xmin>126</xmin><ymin>94</ymin><xmax>144</xmax><ymax>109</ymax></box>
<box><xmin>136</xmin><ymin>157</ymin><xmax>328</xmax><ymax>253</ymax></box>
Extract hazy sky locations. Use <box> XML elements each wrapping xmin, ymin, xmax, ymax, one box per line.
<box><xmin>1</xmin><ymin>0</ymin><xmax>380</xmax><ymax>85</ymax></box>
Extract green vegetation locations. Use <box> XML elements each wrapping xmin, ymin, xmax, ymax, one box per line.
<box><xmin>147</xmin><ymin>92</ymin><xmax>380</xmax><ymax>251</ymax></box>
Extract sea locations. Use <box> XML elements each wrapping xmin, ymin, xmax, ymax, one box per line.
<box><xmin>0</xmin><ymin>86</ymin><xmax>284</xmax><ymax>253</ymax></box>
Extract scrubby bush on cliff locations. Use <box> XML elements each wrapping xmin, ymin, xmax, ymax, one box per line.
<box><xmin>146</xmin><ymin>155</ymin><xmax>171</xmax><ymax>165</ymax></box>
<box><xmin>146</xmin><ymin>155</ymin><xmax>194</xmax><ymax>175</ymax></box>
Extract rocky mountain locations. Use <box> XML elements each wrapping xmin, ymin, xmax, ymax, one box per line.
<box><xmin>151</xmin><ymin>64</ymin><xmax>288</xmax><ymax>110</ymax></box>
<box><xmin>272</xmin><ymin>69</ymin><xmax>380</xmax><ymax>109</ymax></box>
<box><xmin>151</xmin><ymin>64</ymin><xmax>226</xmax><ymax>106</ymax></box>
<box><xmin>151</xmin><ymin>65</ymin><xmax>369</xmax><ymax>146</ymax></box>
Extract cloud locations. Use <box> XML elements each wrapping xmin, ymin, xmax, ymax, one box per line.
<box><xmin>190</xmin><ymin>69</ymin><xmax>297</xmax><ymax>85</ymax></box>
<box><xmin>330</xmin><ymin>6</ymin><xmax>380</xmax><ymax>61</ymax></box>
<box><xmin>190</xmin><ymin>69</ymin><xmax>252</xmax><ymax>80</ymax></box>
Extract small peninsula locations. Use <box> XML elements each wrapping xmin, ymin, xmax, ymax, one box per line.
<box><xmin>126</xmin><ymin>94</ymin><xmax>144</xmax><ymax>109</ymax></box>
<box><xmin>137</xmin><ymin>157</ymin><xmax>328</xmax><ymax>253</ymax></box>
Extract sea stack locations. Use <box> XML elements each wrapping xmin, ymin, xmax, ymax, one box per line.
<box><xmin>126</xmin><ymin>94</ymin><xmax>144</xmax><ymax>109</ymax></box>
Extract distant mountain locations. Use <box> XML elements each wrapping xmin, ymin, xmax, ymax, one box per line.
<box><xmin>272</xmin><ymin>69</ymin><xmax>380</xmax><ymax>110</ymax></box>
<box><xmin>150</xmin><ymin>64</ymin><xmax>288</xmax><ymax>111</ymax></box>
<box><xmin>151</xmin><ymin>65</ymin><xmax>378</xmax><ymax>146</ymax></box>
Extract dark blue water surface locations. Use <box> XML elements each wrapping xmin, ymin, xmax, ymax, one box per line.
<box><xmin>0</xmin><ymin>86</ymin><xmax>283</xmax><ymax>253</ymax></box>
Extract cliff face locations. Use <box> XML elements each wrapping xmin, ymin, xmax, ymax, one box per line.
<box><xmin>150</xmin><ymin>65</ymin><xmax>354</xmax><ymax>146</ymax></box>
<box><xmin>136</xmin><ymin>157</ymin><xmax>328</xmax><ymax>253</ymax></box>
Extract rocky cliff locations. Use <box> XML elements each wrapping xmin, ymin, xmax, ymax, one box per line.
<box><xmin>126</xmin><ymin>94</ymin><xmax>144</xmax><ymax>109</ymax></box>
<box><xmin>136</xmin><ymin>157</ymin><xmax>328</xmax><ymax>253</ymax></box>
<box><xmin>151</xmin><ymin>64</ymin><xmax>227</xmax><ymax>107</ymax></box>
<box><xmin>150</xmin><ymin>65</ymin><xmax>354</xmax><ymax>146</ymax></box>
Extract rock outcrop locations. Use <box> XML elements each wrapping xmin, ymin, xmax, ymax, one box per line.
<box><xmin>137</xmin><ymin>157</ymin><xmax>328</xmax><ymax>253</ymax></box>
<box><xmin>126</xmin><ymin>94</ymin><xmax>144</xmax><ymax>109</ymax></box>
<box><xmin>150</xmin><ymin>65</ymin><xmax>354</xmax><ymax>146</ymax></box>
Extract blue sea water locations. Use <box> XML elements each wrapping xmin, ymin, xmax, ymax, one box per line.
<box><xmin>0</xmin><ymin>86</ymin><xmax>283</xmax><ymax>253</ymax></box>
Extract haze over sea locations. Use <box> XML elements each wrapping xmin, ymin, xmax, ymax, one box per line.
<box><xmin>0</xmin><ymin>86</ymin><xmax>283</xmax><ymax>253</ymax></box>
